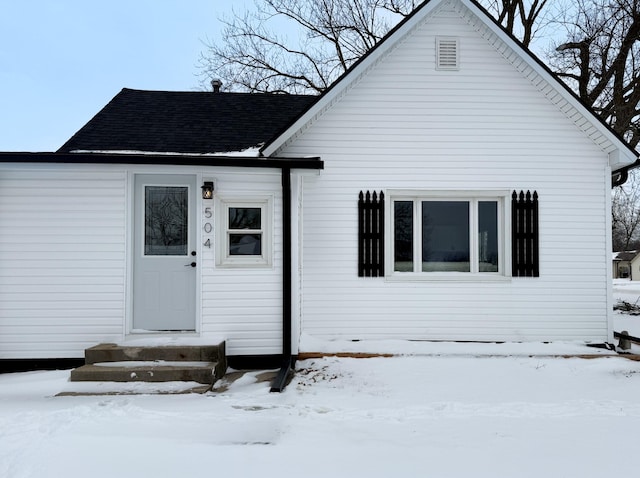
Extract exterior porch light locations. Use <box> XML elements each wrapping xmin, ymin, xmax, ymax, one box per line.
<box><xmin>201</xmin><ymin>181</ymin><xmax>214</xmax><ymax>199</ymax></box>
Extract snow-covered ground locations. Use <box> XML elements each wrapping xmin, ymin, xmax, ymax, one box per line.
<box><xmin>1</xmin><ymin>284</ymin><xmax>640</xmax><ymax>478</ymax></box>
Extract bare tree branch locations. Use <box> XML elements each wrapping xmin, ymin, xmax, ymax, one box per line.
<box><xmin>199</xmin><ymin>0</ymin><xmax>413</xmax><ymax>94</ymax></box>
<box><xmin>550</xmin><ymin>0</ymin><xmax>640</xmax><ymax>148</ymax></box>
<box><xmin>613</xmin><ymin>171</ymin><xmax>640</xmax><ymax>250</ymax></box>
<box><xmin>478</xmin><ymin>0</ymin><xmax>555</xmax><ymax>47</ymax></box>
<box><xmin>200</xmin><ymin>0</ymin><xmax>640</xmax><ymax>153</ymax></box>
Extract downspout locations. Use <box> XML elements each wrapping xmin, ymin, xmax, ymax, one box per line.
<box><xmin>271</xmin><ymin>166</ymin><xmax>293</xmax><ymax>392</ymax></box>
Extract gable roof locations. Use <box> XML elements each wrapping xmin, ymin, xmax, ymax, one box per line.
<box><xmin>614</xmin><ymin>251</ymin><xmax>638</xmax><ymax>262</ymax></box>
<box><xmin>260</xmin><ymin>0</ymin><xmax>637</xmax><ymax>170</ymax></box>
<box><xmin>58</xmin><ymin>88</ymin><xmax>316</xmax><ymax>154</ymax></box>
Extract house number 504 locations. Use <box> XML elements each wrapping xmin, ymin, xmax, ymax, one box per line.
<box><xmin>203</xmin><ymin>207</ymin><xmax>213</xmax><ymax>247</ymax></box>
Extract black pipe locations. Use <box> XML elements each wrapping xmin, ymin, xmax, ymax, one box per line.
<box><xmin>271</xmin><ymin>167</ymin><xmax>293</xmax><ymax>392</ymax></box>
<box><xmin>613</xmin><ymin>330</ymin><xmax>640</xmax><ymax>344</ymax></box>
<box><xmin>612</xmin><ymin>158</ymin><xmax>640</xmax><ymax>188</ymax></box>
<box><xmin>612</xmin><ymin>169</ymin><xmax>629</xmax><ymax>188</ymax></box>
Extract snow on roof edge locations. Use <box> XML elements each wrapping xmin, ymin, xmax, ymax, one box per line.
<box><xmin>69</xmin><ymin>147</ymin><xmax>262</xmax><ymax>157</ymax></box>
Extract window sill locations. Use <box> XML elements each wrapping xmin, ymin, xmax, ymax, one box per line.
<box><xmin>215</xmin><ymin>260</ymin><xmax>273</xmax><ymax>269</ymax></box>
<box><xmin>385</xmin><ymin>272</ymin><xmax>512</xmax><ymax>283</ymax></box>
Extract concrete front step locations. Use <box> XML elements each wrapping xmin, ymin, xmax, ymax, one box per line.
<box><xmin>70</xmin><ymin>361</ymin><xmax>224</xmax><ymax>384</ymax></box>
<box><xmin>70</xmin><ymin>341</ymin><xmax>227</xmax><ymax>386</ymax></box>
<box><xmin>85</xmin><ymin>342</ymin><xmax>225</xmax><ymax>365</ymax></box>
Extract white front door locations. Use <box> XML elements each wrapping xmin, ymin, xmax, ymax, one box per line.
<box><xmin>133</xmin><ymin>174</ymin><xmax>197</xmax><ymax>331</ymax></box>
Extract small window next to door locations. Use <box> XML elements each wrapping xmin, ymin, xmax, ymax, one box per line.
<box><xmin>216</xmin><ymin>197</ymin><xmax>272</xmax><ymax>267</ymax></box>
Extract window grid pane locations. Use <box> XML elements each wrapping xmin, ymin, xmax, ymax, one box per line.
<box><xmin>394</xmin><ymin>201</ymin><xmax>413</xmax><ymax>272</ymax></box>
<box><xmin>229</xmin><ymin>233</ymin><xmax>262</xmax><ymax>255</ymax></box>
<box><xmin>421</xmin><ymin>201</ymin><xmax>470</xmax><ymax>272</ymax></box>
<box><xmin>229</xmin><ymin>207</ymin><xmax>261</xmax><ymax>230</ymax></box>
<box><xmin>478</xmin><ymin>201</ymin><xmax>499</xmax><ymax>272</ymax></box>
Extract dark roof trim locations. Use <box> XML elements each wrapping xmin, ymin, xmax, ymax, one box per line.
<box><xmin>261</xmin><ymin>0</ymin><xmax>637</xmax><ymax>162</ymax></box>
<box><xmin>0</xmin><ymin>152</ymin><xmax>323</xmax><ymax>170</ymax></box>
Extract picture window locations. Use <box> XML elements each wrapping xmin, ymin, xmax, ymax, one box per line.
<box><xmin>389</xmin><ymin>192</ymin><xmax>505</xmax><ymax>278</ymax></box>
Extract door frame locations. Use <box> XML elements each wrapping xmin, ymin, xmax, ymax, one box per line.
<box><xmin>125</xmin><ymin>170</ymin><xmax>202</xmax><ymax>336</ymax></box>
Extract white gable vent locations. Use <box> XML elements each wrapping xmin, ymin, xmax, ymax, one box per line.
<box><xmin>436</xmin><ymin>37</ymin><xmax>459</xmax><ymax>70</ymax></box>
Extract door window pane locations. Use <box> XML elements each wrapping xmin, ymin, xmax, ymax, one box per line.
<box><xmin>478</xmin><ymin>201</ymin><xmax>499</xmax><ymax>272</ymax></box>
<box><xmin>144</xmin><ymin>186</ymin><xmax>188</xmax><ymax>256</ymax></box>
<box><xmin>422</xmin><ymin>201</ymin><xmax>470</xmax><ymax>272</ymax></box>
<box><xmin>394</xmin><ymin>201</ymin><xmax>414</xmax><ymax>271</ymax></box>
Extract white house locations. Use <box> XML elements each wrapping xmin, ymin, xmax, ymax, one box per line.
<box><xmin>628</xmin><ymin>253</ymin><xmax>640</xmax><ymax>281</ymax></box>
<box><xmin>613</xmin><ymin>251</ymin><xmax>636</xmax><ymax>279</ymax></box>
<box><xmin>0</xmin><ymin>0</ymin><xmax>637</xmax><ymax>371</ymax></box>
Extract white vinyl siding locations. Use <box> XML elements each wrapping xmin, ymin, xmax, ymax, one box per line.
<box><xmin>0</xmin><ymin>165</ymin><xmax>284</xmax><ymax>359</ymax></box>
<box><xmin>200</xmin><ymin>169</ymin><xmax>283</xmax><ymax>356</ymax></box>
<box><xmin>280</xmin><ymin>5</ymin><xmax>612</xmax><ymax>343</ymax></box>
<box><xmin>0</xmin><ymin>168</ymin><xmax>127</xmax><ymax>358</ymax></box>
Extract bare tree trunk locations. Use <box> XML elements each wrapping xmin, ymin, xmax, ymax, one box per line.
<box><xmin>551</xmin><ymin>0</ymin><xmax>640</xmax><ymax>149</ymax></box>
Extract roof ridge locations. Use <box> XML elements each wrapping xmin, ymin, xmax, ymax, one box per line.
<box><xmin>120</xmin><ymin>87</ymin><xmax>315</xmax><ymax>98</ymax></box>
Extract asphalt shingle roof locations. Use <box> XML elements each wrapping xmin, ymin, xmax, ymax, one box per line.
<box><xmin>58</xmin><ymin>88</ymin><xmax>316</xmax><ymax>154</ymax></box>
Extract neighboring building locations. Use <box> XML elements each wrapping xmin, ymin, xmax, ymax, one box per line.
<box><xmin>613</xmin><ymin>251</ymin><xmax>637</xmax><ymax>279</ymax></box>
<box><xmin>629</xmin><ymin>254</ymin><xmax>640</xmax><ymax>282</ymax></box>
<box><xmin>1</xmin><ymin>0</ymin><xmax>637</xmax><ymax>365</ymax></box>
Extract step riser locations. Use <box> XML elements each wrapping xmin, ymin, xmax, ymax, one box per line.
<box><xmin>85</xmin><ymin>343</ymin><xmax>225</xmax><ymax>365</ymax></box>
<box><xmin>70</xmin><ymin>364</ymin><xmax>223</xmax><ymax>384</ymax></box>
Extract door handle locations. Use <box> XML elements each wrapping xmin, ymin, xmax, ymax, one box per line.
<box><xmin>185</xmin><ymin>262</ymin><xmax>196</xmax><ymax>268</ymax></box>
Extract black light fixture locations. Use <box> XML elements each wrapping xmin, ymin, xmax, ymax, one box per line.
<box><xmin>201</xmin><ymin>181</ymin><xmax>214</xmax><ymax>199</ymax></box>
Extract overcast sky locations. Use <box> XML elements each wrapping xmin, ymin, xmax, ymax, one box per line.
<box><xmin>0</xmin><ymin>1</ymin><xmax>242</xmax><ymax>151</ymax></box>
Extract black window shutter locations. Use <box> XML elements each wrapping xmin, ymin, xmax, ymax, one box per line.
<box><xmin>511</xmin><ymin>190</ymin><xmax>539</xmax><ymax>277</ymax></box>
<box><xmin>358</xmin><ymin>191</ymin><xmax>385</xmax><ymax>277</ymax></box>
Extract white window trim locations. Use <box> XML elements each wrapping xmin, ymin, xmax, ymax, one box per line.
<box><xmin>215</xmin><ymin>195</ymin><xmax>273</xmax><ymax>268</ymax></box>
<box><xmin>385</xmin><ymin>190</ymin><xmax>511</xmax><ymax>282</ymax></box>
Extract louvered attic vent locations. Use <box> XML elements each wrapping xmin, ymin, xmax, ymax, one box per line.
<box><xmin>436</xmin><ymin>37</ymin><xmax>459</xmax><ymax>70</ymax></box>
